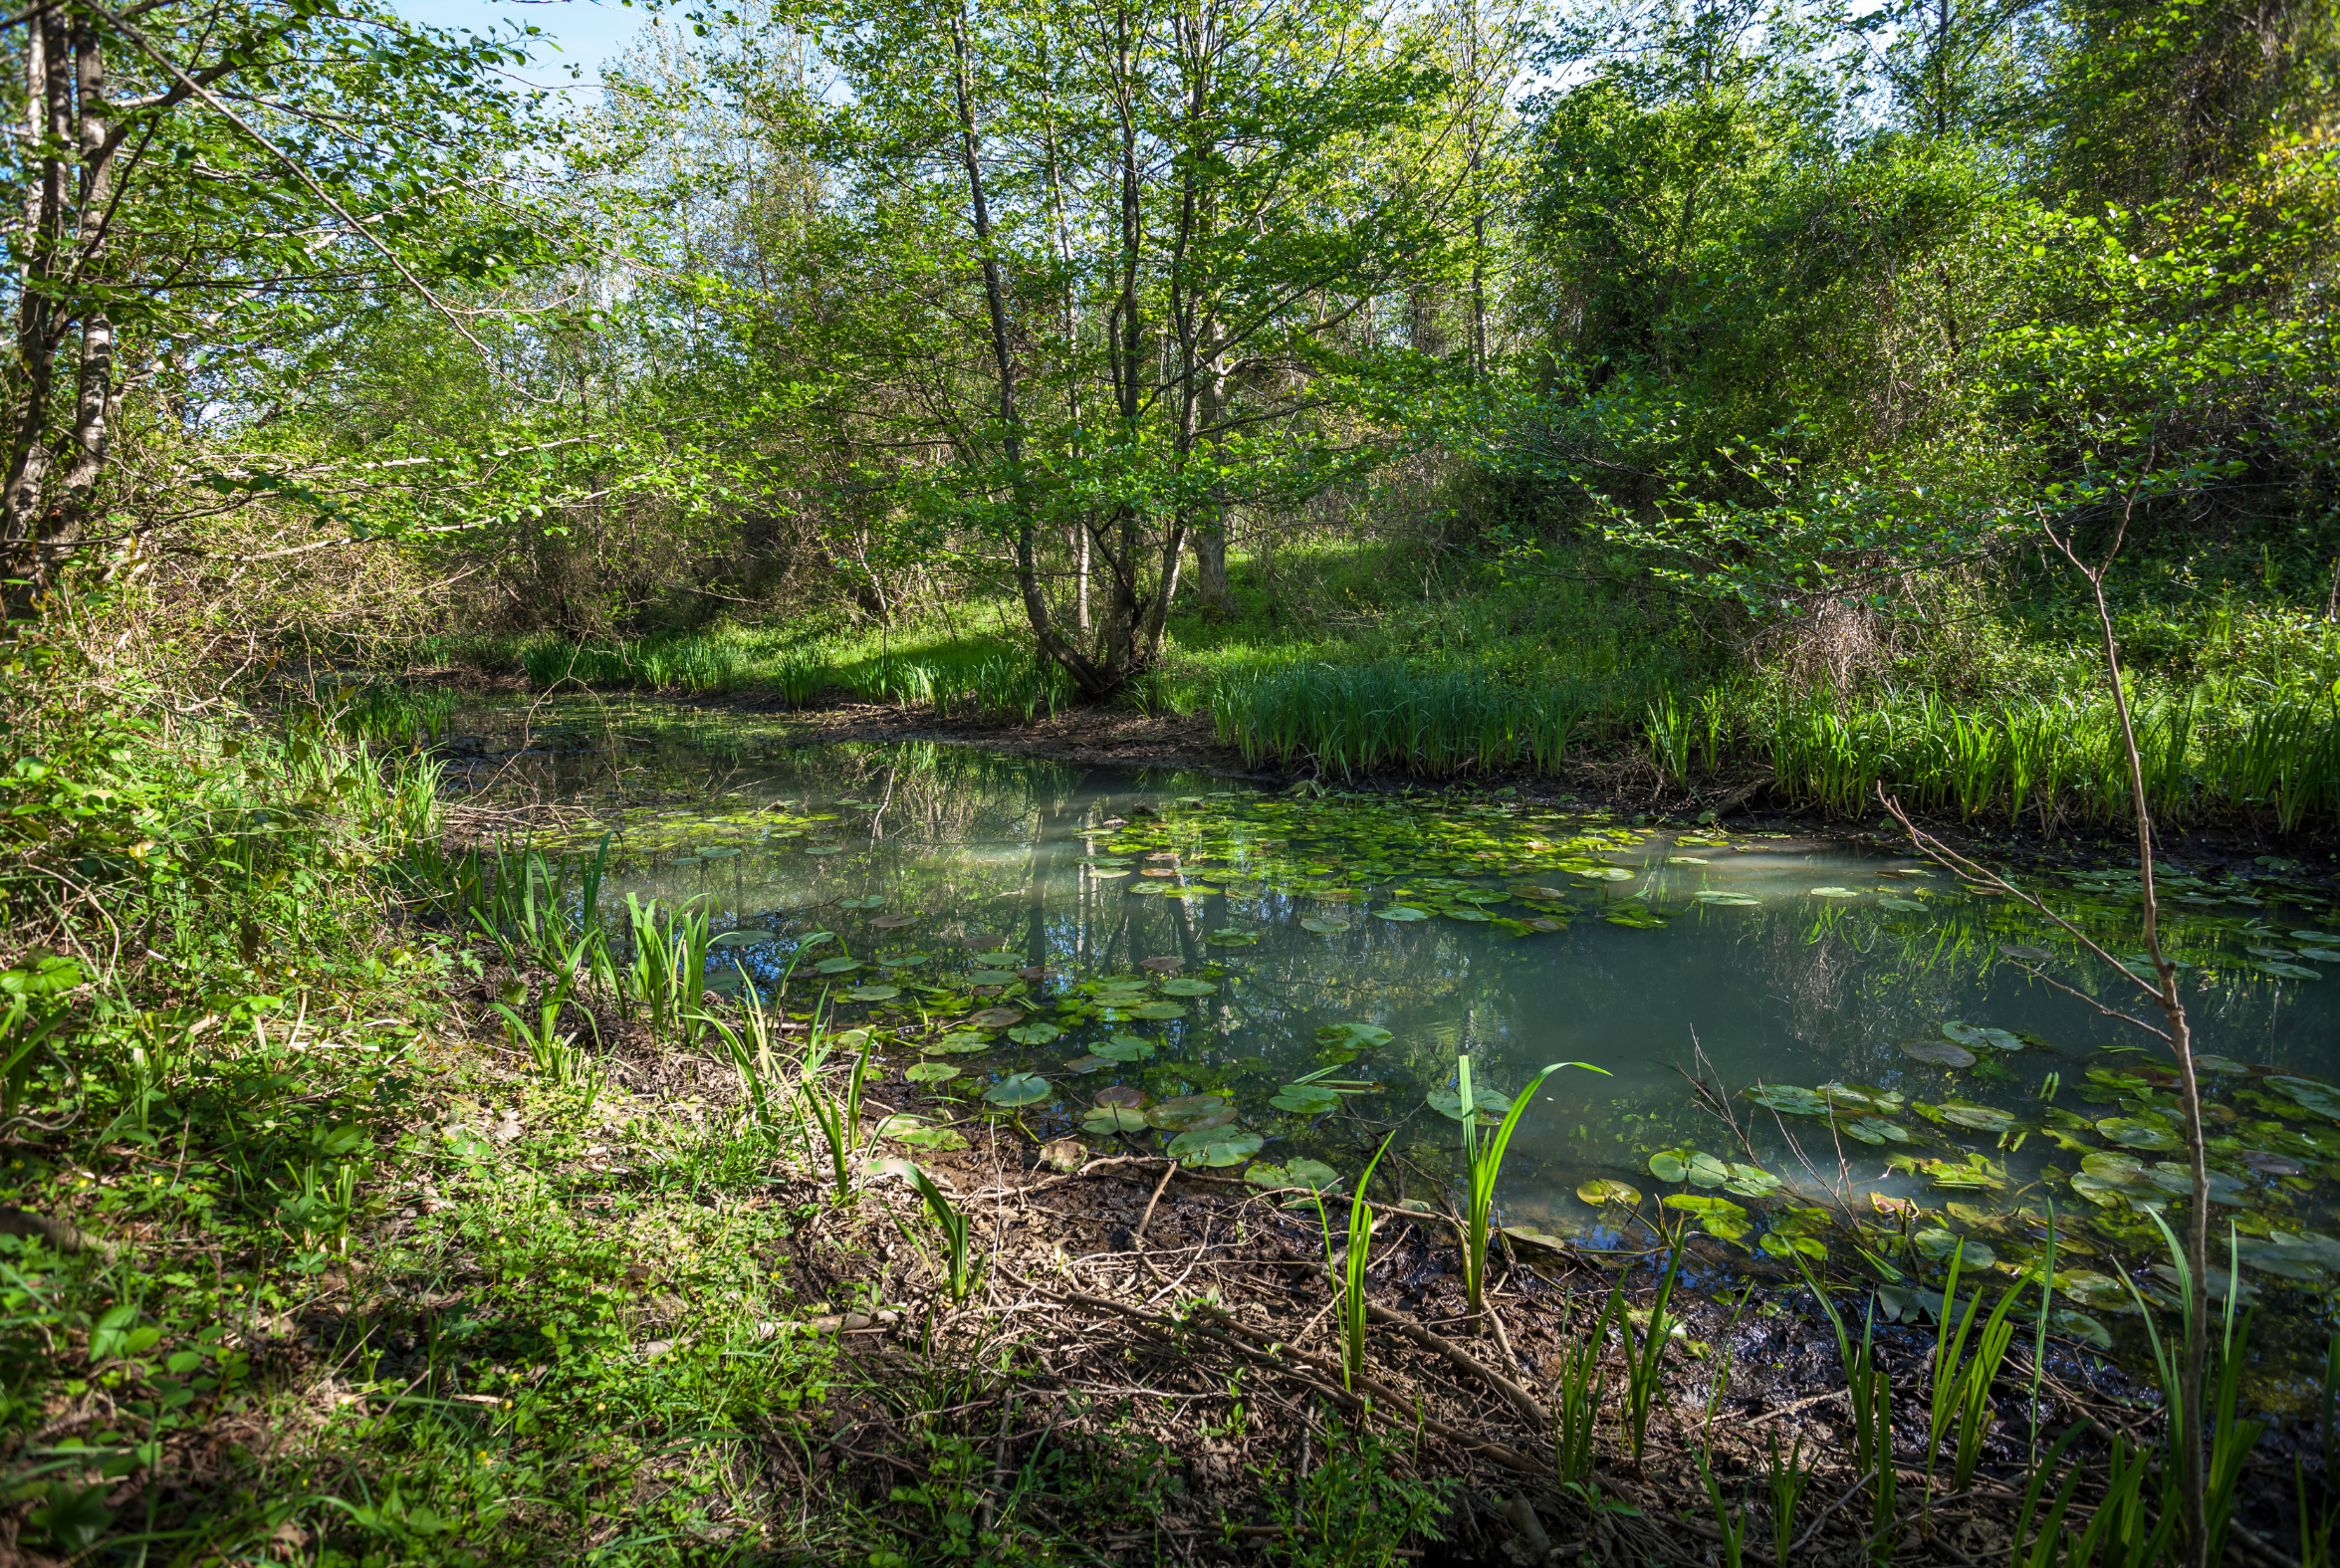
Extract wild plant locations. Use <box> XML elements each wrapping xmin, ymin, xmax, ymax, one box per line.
<box><xmin>624</xmin><ymin>893</ymin><xmax>711</xmax><ymax>1045</ymax></box>
<box><xmin>1795</xmin><ymin>1257</ymin><xmax>1894</xmax><ymax>1543</ymax></box>
<box><xmin>2011</xmin><ymin>1424</ymin><xmax>2091</xmax><ymax>1568</ymax></box>
<box><xmin>797</xmin><ymin>1005</ymin><xmax>874</xmax><ymax>1199</ymax></box>
<box><xmin>1766</xmin><ymin>1432</ymin><xmax>1807</xmax><ymax>1568</ymax></box>
<box><xmin>1456</xmin><ymin>1053</ymin><xmax>1606</xmax><ymax>1325</ymax></box>
<box><xmin>1308</xmin><ymin>1135</ymin><xmax>1393</xmax><ymax>1392</ymax></box>
<box><xmin>699</xmin><ymin>987</ymin><xmax>788</xmax><ymax>1129</ymax></box>
<box><xmin>2122</xmin><ymin>1213</ymin><xmax>2263</xmax><ymax>1566</ymax></box>
<box><xmin>909</xmin><ymin>1165</ymin><xmax>983</xmax><ymax>1303</ymax></box>
<box><xmin>1924</xmin><ymin>1239</ymin><xmax>2030</xmax><ymax>1493</ymax></box>
<box><xmin>1622</xmin><ymin>1234</ymin><xmax>1685</xmax><ymax>1465</ymax></box>
<box><xmin>1553</xmin><ymin>1287</ymin><xmax>1613</xmax><ymax>1486</ymax></box>
<box><xmin>1699</xmin><ymin>1446</ymin><xmax>1747</xmax><ymax>1568</ymax></box>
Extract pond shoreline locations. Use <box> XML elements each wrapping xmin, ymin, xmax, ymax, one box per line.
<box><xmin>647</xmin><ymin>690</ymin><xmax>2340</xmax><ymax>893</ymax></box>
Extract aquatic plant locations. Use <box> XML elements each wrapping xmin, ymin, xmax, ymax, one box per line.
<box><xmin>1310</xmin><ymin>1136</ymin><xmax>1394</xmax><ymax>1392</ymax></box>
<box><xmin>1622</xmin><ymin>1236</ymin><xmax>1686</xmax><ymax>1465</ymax></box>
<box><xmin>910</xmin><ymin>1165</ymin><xmax>984</xmax><ymax>1304</ymax></box>
<box><xmin>1456</xmin><ymin>1053</ymin><xmax>1607</xmax><ymax>1326</ymax></box>
<box><xmin>1552</xmin><ymin>1289</ymin><xmax>1611</xmax><ymax>1487</ymax></box>
<box><xmin>1766</xmin><ymin>1433</ymin><xmax>1807</xmax><ymax>1568</ymax></box>
<box><xmin>1699</xmin><ymin>1444</ymin><xmax>1748</xmax><ymax>1568</ymax></box>
<box><xmin>797</xmin><ymin>1006</ymin><xmax>876</xmax><ymax>1200</ymax></box>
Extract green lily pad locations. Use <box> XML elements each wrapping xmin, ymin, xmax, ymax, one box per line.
<box><xmin>1299</xmin><ymin>916</ymin><xmax>1351</xmax><ymax>933</ymax></box>
<box><xmin>967</xmin><ymin>970</ymin><xmax>1021</xmax><ymax>985</ymax></box>
<box><xmin>1943</xmin><ymin>1021</ymin><xmax>2022</xmax><ymax>1051</ymax></box>
<box><xmin>922</xmin><ymin>1033</ymin><xmax>992</xmax><ymax>1055</ymax></box>
<box><xmin>1375</xmin><ymin>906</ymin><xmax>1430</xmax><ymax>922</ymax></box>
<box><xmin>904</xmin><ymin>1061</ymin><xmax>960</xmax><ymax>1083</ymax></box>
<box><xmin>1718</xmin><ymin>1162</ymin><xmax>1782</xmax><ymax>1197</ymax></box>
<box><xmin>1247</xmin><ymin>1158</ymin><xmax>1341</xmax><ymax>1192</ymax></box>
<box><xmin>1061</xmin><ymin>1054</ymin><xmax>1113</xmax><ymax>1073</ymax></box>
<box><xmin>2080</xmin><ymin>1151</ymin><xmax>2147</xmax><ymax>1183</ymax></box>
<box><xmin>1667</xmin><ymin>856</ymin><xmax>1711</xmax><ymax>865</ymax></box>
<box><xmin>1939</xmin><ymin>1102</ymin><xmax>2017</xmax><ymax>1132</ymax></box>
<box><xmin>2260</xmin><ymin>962</ymin><xmax>2319</xmax><ymax>980</ymax></box>
<box><xmin>1315</xmin><ymin>1022</ymin><xmax>1393</xmax><ymax>1051</ymax></box>
<box><xmin>1091</xmin><ymin>1034</ymin><xmax>1156</xmax><ymax>1062</ymax></box>
<box><xmin>1169</xmin><ymin>1127</ymin><xmax>1263</xmax><ymax>1167</ymax></box>
<box><xmin>1662</xmin><ymin>1194</ymin><xmax>1752</xmax><ymax>1242</ymax></box>
<box><xmin>1694</xmin><ymin>891</ymin><xmax>1762</xmax><ymax>906</ymax></box>
<box><xmin>1744</xmin><ymin>1085</ymin><xmax>1829</xmax><ymax>1116</ymax></box>
<box><xmin>983</xmin><ymin>1072</ymin><xmax>1053</xmax><ymax>1109</ymax></box>
<box><xmin>1428</xmin><ymin>1086</ymin><xmax>1512</xmax><ymax>1123</ymax></box>
<box><xmin>2271</xmin><ymin>1077</ymin><xmax>2340</xmax><ymax>1120</ymax></box>
<box><xmin>1759</xmin><ymin>1232</ymin><xmax>1827</xmax><ymax>1260</ymax></box>
<box><xmin>835</xmin><ymin>895</ymin><xmax>886</xmax><ymax>910</ymax></box>
<box><xmin>1576</xmin><ymin>1178</ymin><xmax>1641</xmax><ymax>1206</ymax></box>
<box><xmin>973</xmin><ymin>952</ymin><xmax>1023</xmax><ymax>965</ymax></box>
<box><xmin>814</xmin><ymin>957</ymin><xmax>863</xmax><ymax>975</ymax></box>
<box><xmin>1270</xmin><ymin>1084</ymin><xmax>1342</xmax><ymax>1114</ymax></box>
<box><xmin>1902</xmin><ymin>1038</ymin><xmax>1978</xmax><ymax>1068</ymax></box>
<box><xmin>2097</xmin><ymin>1117</ymin><xmax>2181</xmax><ymax>1151</ymax></box>
<box><xmin>1839</xmin><ymin>1118</ymin><xmax>1912</xmax><ymax>1145</ymax></box>
<box><xmin>1081</xmin><ymin>1105</ymin><xmax>1150</xmax><ymax>1135</ymax></box>
<box><xmin>1159</xmin><ymin>978</ymin><xmax>1217</xmax><ymax>997</ymax></box>
<box><xmin>1576</xmin><ymin>867</ymin><xmax>1635</xmax><ymax>882</ymax></box>
<box><xmin>1914</xmin><ymin>1229</ymin><xmax>1995</xmax><ymax>1268</ymax></box>
<box><xmin>845</xmin><ymin>985</ymin><xmax>901</xmax><ymax>1002</ymax></box>
<box><xmin>710</xmin><ymin>930</ymin><xmax>768</xmax><ymax>947</ymax></box>
<box><xmin>880</xmin><ymin>1117</ymin><xmax>970</xmax><ymax>1152</ymax></box>
<box><xmin>968</xmin><ymin>1008</ymin><xmax>1025</xmax><ymax>1028</ymax></box>
<box><xmin>1877</xmin><ymin>897</ymin><xmax>1927</xmax><ymax>912</ymax></box>
<box><xmin>1205</xmin><ymin>929</ymin><xmax>1258</xmax><ymax>947</ymax></box>
<box><xmin>1127</xmin><ymin>1001</ymin><xmax>1186</xmax><ymax>1020</ymax></box>
<box><xmin>2193</xmin><ymin>1054</ymin><xmax>2248</xmax><ymax>1072</ymax></box>
<box><xmin>1649</xmin><ymin>1149</ymin><xmax>1690</xmax><ymax>1183</ymax></box>
<box><xmin>1150</xmin><ymin>1094</ymin><xmax>1236</xmax><ymax>1131</ymax></box>
<box><xmin>1818</xmin><ymin>1083</ymin><xmax>1906</xmax><ymax>1116</ymax></box>
<box><xmin>1809</xmin><ymin>886</ymin><xmax>1862</xmax><ymax>898</ymax></box>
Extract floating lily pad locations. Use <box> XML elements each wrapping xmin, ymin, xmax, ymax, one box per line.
<box><xmin>2193</xmin><ymin>1054</ymin><xmax>2248</xmax><ymax>1073</ymax></box>
<box><xmin>1159</xmin><ymin>978</ymin><xmax>1217</xmax><ymax>997</ymax></box>
<box><xmin>1878</xmin><ymin>897</ymin><xmax>1927</xmax><ymax>912</ymax></box>
<box><xmin>881</xmin><ymin>1117</ymin><xmax>970</xmax><ymax>1152</ymax></box>
<box><xmin>1092</xmin><ymin>1086</ymin><xmax>1147</xmax><ymax>1110</ymax></box>
<box><xmin>1091</xmin><ymin>1034</ymin><xmax>1157</xmax><ymax>1062</ymax></box>
<box><xmin>1169</xmin><ymin>1127</ymin><xmax>1263</xmax><ymax>1168</ymax></box>
<box><xmin>1315</xmin><ymin>1022</ymin><xmax>1392</xmax><ymax>1051</ymax></box>
<box><xmin>1942</xmin><ymin>1021</ymin><xmax>2022</xmax><ymax>1051</ymax></box>
<box><xmin>814</xmin><ymin>957</ymin><xmax>863</xmax><ymax>975</ymax></box>
<box><xmin>1914</xmin><ymin>1229</ymin><xmax>1995</xmax><ymax>1268</ymax></box>
<box><xmin>711</xmin><ymin>929</ymin><xmax>768</xmax><ymax>947</ymax></box>
<box><xmin>1504</xmin><ymin>1227</ymin><xmax>1574</xmax><ymax>1254</ymax></box>
<box><xmin>1428</xmin><ymin>1086</ymin><xmax>1512</xmax><ymax>1123</ymax></box>
<box><xmin>1150</xmin><ymin>1094</ymin><xmax>1235</xmax><ymax>1131</ymax></box>
<box><xmin>1902</xmin><ymin>1038</ymin><xmax>1978</xmax><ymax>1067</ymax></box>
<box><xmin>1375</xmin><ymin>906</ymin><xmax>1430</xmax><ymax>922</ymax></box>
<box><xmin>1840</xmin><ymin>1118</ymin><xmax>1912</xmax><ymax>1145</ymax></box>
<box><xmin>1081</xmin><ymin>1105</ymin><xmax>1150</xmax><ymax>1135</ymax></box>
<box><xmin>1940</xmin><ymin>1102</ymin><xmax>2017</xmax><ymax>1132</ymax></box>
<box><xmin>922</xmin><ymin>1033</ymin><xmax>991</xmax><ymax>1055</ymax></box>
<box><xmin>1206</xmin><ymin>929</ymin><xmax>1259</xmax><ymax>947</ymax></box>
<box><xmin>1577</xmin><ymin>867</ymin><xmax>1635</xmax><ymax>882</ymax></box>
<box><xmin>983</xmin><ymin>1072</ymin><xmax>1053</xmax><ymax>1109</ymax></box>
<box><xmin>845</xmin><ymin>985</ymin><xmax>901</xmax><ymax>1003</ymax></box>
<box><xmin>1138</xmin><ymin>957</ymin><xmax>1186</xmax><ymax>973</ymax></box>
<box><xmin>968</xmin><ymin>970</ymin><xmax>1020</xmax><ymax>986</ymax></box>
<box><xmin>1695</xmin><ymin>891</ymin><xmax>1763</xmax><ymax>906</ymax></box>
<box><xmin>2260</xmin><ymin>962</ymin><xmax>2320</xmax><ymax>980</ymax></box>
<box><xmin>968</xmin><ymin>1008</ymin><xmax>1026</xmax><ymax>1028</ymax></box>
<box><xmin>2080</xmin><ymin>1151</ymin><xmax>2147</xmax><ymax>1183</ymax></box>
<box><xmin>1759</xmin><ymin>1232</ymin><xmax>1828</xmax><ymax>1260</ymax></box>
<box><xmin>973</xmin><ymin>951</ymin><xmax>1023</xmax><ymax>965</ymax></box>
<box><xmin>2097</xmin><ymin>1116</ymin><xmax>2181</xmax><ymax>1151</ymax></box>
<box><xmin>904</xmin><ymin>1061</ymin><xmax>960</xmax><ymax>1083</ymax></box>
<box><xmin>1247</xmin><ymin>1158</ymin><xmax>1341</xmax><ymax>1192</ymax></box>
<box><xmin>2271</xmin><ymin>1077</ymin><xmax>2340</xmax><ymax>1120</ymax></box>
<box><xmin>1648</xmin><ymin>1149</ymin><xmax>1690</xmax><ymax>1183</ymax></box>
<box><xmin>1299</xmin><ymin>916</ymin><xmax>1351</xmax><ymax>933</ymax></box>
<box><xmin>1127</xmin><ymin>1001</ymin><xmax>1186</xmax><ymax>1019</ymax></box>
<box><xmin>1667</xmin><ymin>855</ymin><xmax>1711</xmax><ymax>865</ymax></box>
<box><xmin>1061</xmin><ymin>1055</ymin><xmax>1113</xmax><ymax>1073</ymax></box>
<box><xmin>1745</xmin><ymin>1084</ymin><xmax>1830</xmax><ymax>1115</ymax></box>
<box><xmin>1270</xmin><ymin>1084</ymin><xmax>1342</xmax><ymax>1114</ymax></box>
<box><xmin>1006</xmin><ymin>1022</ymin><xmax>1062</xmax><ymax>1044</ymax></box>
<box><xmin>1662</xmin><ymin>1194</ymin><xmax>1752</xmax><ymax>1242</ymax></box>
<box><xmin>804</xmin><ymin>844</ymin><xmax>845</xmax><ymax>855</ymax></box>
<box><xmin>835</xmin><ymin>895</ymin><xmax>886</xmax><ymax>910</ymax></box>
<box><xmin>1818</xmin><ymin>1083</ymin><xmax>1906</xmax><ymax>1115</ymax></box>
<box><xmin>1576</xmin><ymin>1178</ymin><xmax>1642</xmax><ymax>1206</ymax></box>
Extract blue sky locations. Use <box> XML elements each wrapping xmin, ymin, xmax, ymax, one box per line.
<box><xmin>386</xmin><ymin>0</ymin><xmax>654</xmax><ymax>90</ymax></box>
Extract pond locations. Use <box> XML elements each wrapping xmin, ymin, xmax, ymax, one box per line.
<box><xmin>444</xmin><ymin>698</ymin><xmax>2340</xmax><ymax>1374</ymax></box>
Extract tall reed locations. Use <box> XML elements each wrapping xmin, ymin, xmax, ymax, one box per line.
<box><xmin>1456</xmin><ymin>1054</ymin><xmax>1606</xmax><ymax>1326</ymax></box>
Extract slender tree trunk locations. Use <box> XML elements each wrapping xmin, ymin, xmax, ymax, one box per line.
<box><xmin>54</xmin><ymin>23</ymin><xmax>114</xmax><ymax>573</ymax></box>
<box><xmin>3</xmin><ymin>10</ymin><xmax>72</xmax><ymax>576</ymax></box>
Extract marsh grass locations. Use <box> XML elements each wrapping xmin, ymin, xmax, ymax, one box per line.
<box><xmin>1623</xmin><ymin>1237</ymin><xmax>1687</xmax><ymax>1465</ymax></box>
<box><xmin>1457</xmin><ymin>1055</ymin><xmax>1606</xmax><ymax>1325</ymax></box>
<box><xmin>1311</xmin><ymin>1137</ymin><xmax>1394</xmax><ymax>1390</ymax></box>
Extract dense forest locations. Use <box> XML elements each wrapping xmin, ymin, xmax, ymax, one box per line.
<box><xmin>1</xmin><ymin>0</ymin><xmax>2337</xmax><ymax>1560</ymax></box>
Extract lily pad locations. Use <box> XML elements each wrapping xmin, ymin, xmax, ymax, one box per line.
<box><xmin>1818</xmin><ymin>1083</ymin><xmax>1906</xmax><ymax>1116</ymax></box>
<box><xmin>2080</xmin><ymin>1151</ymin><xmax>2147</xmax><ymax>1183</ymax></box>
<box><xmin>1576</xmin><ymin>1178</ymin><xmax>1642</xmax><ymax>1206</ymax></box>
<box><xmin>973</xmin><ymin>951</ymin><xmax>1023</xmax><ymax>965</ymax></box>
<box><xmin>2260</xmin><ymin>962</ymin><xmax>2320</xmax><ymax>980</ymax></box>
<box><xmin>1205</xmin><ymin>929</ymin><xmax>1259</xmax><ymax>947</ymax></box>
<box><xmin>1081</xmin><ymin>1105</ymin><xmax>1151</xmax><ymax>1135</ymax></box>
<box><xmin>814</xmin><ymin>957</ymin><xmax>863</xmax><ymax>975</ymax></box>
<box><xmin>1809</xmin><ymin>886</ymin><xmax>1863</xmax><ymax>898</ymax></box>
<box><xmin>1270</xmin><ymin>1084</ymin><xmax>1342</xmax><ymax>1114</ymax></box>
<box><xmin>1428</xmin><ymin>1086</ymin><xmax>1512</xmax><ymax>1123</ymax></box>
<box><xmin>880</xmin><ymin>1116</ymin><xmax>970</xmax><ymax>1152</ymax></box>
<box><xmin>1878</xmin><ymin>897</ymin><xmax>1927</xmax><ymax>912</ymax></box>
<box><xmin>1247</xmin><ymin>1158</ymin><xmax>1341</xmax><ymax>1192</ymax></box>
<box><xmin>1375</xmin><ymin>906</ymin><xmax>1431</xmax><ymax>922</ymax></box>
<box><xmin>1648</xmin><ymin>1149</ymin><xmax>1691</xmax><ymax>1183</ymax></box>
<box><xmin>835</xmin><ymin>895</ymin><xmax>885</xmax><ymax>910</ymax></box>
<box><xmin>1902</xmin><ymin>1038</ymin><xmax>1978</xmax><ymax>1068</ymax></box>
<box><xmin>1695</xmin><ymin>891</ymin><xmax>1762</xmax><ymax>906</ymax></box>
<box><xmin>1745</xmin><ymin>1084</ymin><xmax>1830</xmax><ymax>1115</ymax></box>
<box><xmin>1839</xmin><ymin>1118</ymin><xmax>1912</xmax><ymax>1145</ymax></box>
<box><xmin>1914</xmin><ymin>1229</ymin><xmax>1996</xmax><ymax>1268</ymax></box>
<box><xmin>1006</xmin><ymin>1022</ymin><xmax>1062</xmax><ymax>1044</ymax></box>
<box><xmin>845</xmin><ymin>985</ymin><xmax>901</xmax><ymax>1003</ymax></box>
<box><xmin>2097</xmin><ymin>1116</ymin><xmax>2182</xmax><ymax>1151</ymax></box>
<box><xmin>1061</xmin><ymin>1055</ymin><xmax>1114</xmax><ymax>1073</ymax></box>
<box><xmin>968</xmin><ymin>970</ymin><xmax>1021</xmax><ymax>985</ymax></box>
<box><xmin>1576</xmin><ymin>867</ymin><xmax>1635</xmax><ymax>882</ymax></box>
<box><xmin>1128</xmin><ymin>1001</ymin><xmax>1187</xmax><ymax>1020</ymax></box>
<box><xmin>2271</xmin><ymin>1077</ymin><xmax>2340</xmax><ymax>1120</ymax></box>
<box><xmin>1169</xmin><ymin>1127</ymin><xmax>1264</xmax><ymax>1167</ymax></box>
<box><xmin>1942</xmin><ymin>1021</ymin><xmax>2022</xmax><ymax>1051</ymax></box>
<box><xmin>922</xmin><ymin>1033</ymin><xmax>992</xmax><ymax>1055</ymax></box>
<box><xmin>1091</xmin><ymin>1034</ymin><xmax>1157</xmax><ymax>1062</ymax></box>
<box><xmin>1759</xmin><ymin>1232</ymin><xmax>1828</xmax><ymax>1260</ymax></box>
<box><xmin>1299</xmin><ymin>916</ymin><xmax>1352</xmax><ymax>934</ymax></box>
<box><xmin>1150</xmin><ymin>1094</ymin><xmax>1236</xmax><ymax>1131</ymax></box>
<box><xmin>1662</xmin><ymin>1194</ymin><xmax>1752</xmax><ymax>1242</ymax></box>
<box><xmin>711</xmin><ymin>930</ymin><xmax>768</xmax><ymax>948</ymax></box>
<box><xmin>1159</xmin><ymin>978</ymin><xmax>1218</xmax><ymax>997</ymax></box>
<box><xmin>1939</xmin><ymin>1102</ymin><xmax>2017</xmax><ymax>1133</ymax></box>
<box><xmin>983</xmin><ymin>1072</ymin><xmax>1053</xmax><ymax>1109</ymax></box>
<box><xmin>1138</xmin><ymin>957</ymin><xmax>1186</xmax><ymax>973</ymax></box>
<box><xmin>1315</xmin><ymin>1022</ymin><xmax>1392</xmax><ymax>1051</ymax></box>
<box><xmin>2193</xmin><ymin>1054</ymin><xmax>2248</xmax><ymax>1073</ymax></box>
<box><xmin>901</xmin><ymin>1061</ymin><xmax>963</xmax><ymax>1088</ymax></box>
<box><xmin>968</xmin><ymin>1008</ymin><xmax>1026</xmax><ymax>1028</ymax></box>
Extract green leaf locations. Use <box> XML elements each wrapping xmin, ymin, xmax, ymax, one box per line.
<box><xmin>983</xmin><ymin>1073</ymin><xmax>1053</xmax><ymax>1109</ymax></box>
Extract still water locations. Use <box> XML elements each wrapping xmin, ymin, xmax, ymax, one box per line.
<box><xmin>447</xmin><ymin>698</ymin><xmax>2340</xmax><ymax>1346</ymax></box>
